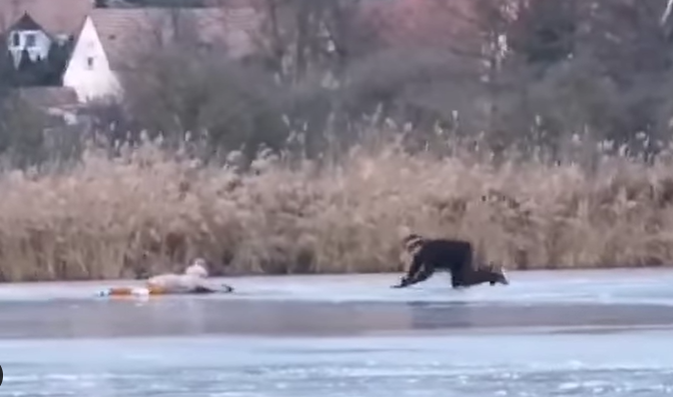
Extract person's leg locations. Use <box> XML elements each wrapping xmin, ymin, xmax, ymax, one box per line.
<box><xmin>450</xmin><ymin>260</ymin><xmax>471</xmax><ymax>288</ymax></box>
<box><xmin>192</xmin><ymin>285</ymin><xmax>217</xmax><ymax>294</ymax></box>
<box><xmin>191</xmin><ymin>283</ymin><xmax>235</xmax><ymax>294</ymax></box>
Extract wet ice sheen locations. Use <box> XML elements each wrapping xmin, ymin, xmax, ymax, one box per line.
<box><xmin>1</xmin><ymin>270</ymin><xmax>673</xmax><ymax>397</ymax></box>
<box><xmin>4</xmin><ymin>333</ymin><xmax>673</xmax><ymax>397</ymax></box>
<box><xmin>2</xmin><ymin>268</ymin><xmax>673</xmax><ymax>305</ymax></box>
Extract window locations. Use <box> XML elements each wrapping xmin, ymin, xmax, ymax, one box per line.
<box><xmin>25</xmin><ymin>33</ymin><xmax>36</xmax><ymax>48</ymax></box>
<box><xmin>11</xmin><ymin>32</ymin><xmax>19</xmax><ymax>47</ymax></box>
<box><xmin>86</xmin><ymin>56</ymin><xmax>94</xmax><ymax>69</ymax></box>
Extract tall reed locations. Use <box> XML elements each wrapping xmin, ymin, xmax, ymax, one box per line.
<box><xmin>1</xmin><ymin>132</ymin><xmax>672</xmax><ymax>282</ymax></box>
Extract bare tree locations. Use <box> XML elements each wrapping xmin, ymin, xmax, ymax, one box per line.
<box><xmin>96</xmin><ymin>0</ymin><xmax>673</xmax><ymax>166</ymax></box>
<box><xmin>119</xmin><ymin>7</ymin><xmax>289</xmax><ymax>162</ymax></box>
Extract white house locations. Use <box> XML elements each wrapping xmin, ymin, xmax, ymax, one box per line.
<box><xmin>61</xmin><ymin>13</ymin><xmax>121</xmax><ymax>103</ymax></box>
<box><xmin>62</xmin><ymin>7</ymin><xmax>261</xmax><ymax>103</ymax></box>
<box><xmin>0</xmin><ymin>0</ymin><xmax>93</xmax><ymax>66</ymax></box>
<box><xmin>6</xmin><ymin>13</ymin><xmax>51</xmax><ymax>66</ymax></box>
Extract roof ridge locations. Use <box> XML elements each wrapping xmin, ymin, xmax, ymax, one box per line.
<box><xmin>0</xmin><ymin>0</ymin><xmax>92</xmax><ymax>36</ymax></box>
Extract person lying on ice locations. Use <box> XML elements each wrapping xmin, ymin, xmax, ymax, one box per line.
<box><xmin>99</xmin><ymin>258</ymin><xmax>235</xmax><ymax>296</ymax></box>
<box><xmin>392</xmin><ymin>234</ymin><xmax>509</xmax><ymax>289</ymax></box>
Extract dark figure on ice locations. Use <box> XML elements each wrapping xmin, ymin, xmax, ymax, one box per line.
<box><xmin>392</xmin><ymin>234</ymin><xmax>509</xmax><ymax>289</ymax></box>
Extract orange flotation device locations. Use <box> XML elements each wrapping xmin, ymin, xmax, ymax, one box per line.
<box><xmin>97</xmin><ymin>285</ymin><xmax>167</xmax><ymax>297</ymax></box>
<box><xmin>96</xmin><ymin>283</ymin><xmax>233</xmax><ymax>297</ymax></box>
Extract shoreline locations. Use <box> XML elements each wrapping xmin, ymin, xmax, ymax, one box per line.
<box><xmin>1</xmin><ymin>265</ymin><xmax>673</xmax><ymax>285</ymax></box>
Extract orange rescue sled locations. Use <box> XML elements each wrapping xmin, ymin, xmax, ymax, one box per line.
<box><xmin>96</xmin><ymin>284</ymin><xmax>233</xmax><ymax>297</ymax></box>
<box><xmin>97</xmin><ymin>286</ymin><xmax>168</xmax><ymax>297</ymax></box>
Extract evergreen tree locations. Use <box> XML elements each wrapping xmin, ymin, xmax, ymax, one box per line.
<box><xmin>0</xmin><ymin>44</ymin><xmax>15</xmax><ymax>92</ymax></box>
<box><xmin>32</xmin><ymin>55</ymin><xmax>51</xmax><ymax>85</ymax></box>
<box><xmin>45</xmin><ymin>42</ymin><xmax>70</xmax><ymax>85</ymax></box>
<box><xmin>16</xmin><ymin>48</ymin><xmax>37</xmax><ymax>86</ymax></box>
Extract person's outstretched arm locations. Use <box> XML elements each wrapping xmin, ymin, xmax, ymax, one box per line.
<box><xmin>393</xmin><ymin>253</ymin><xmax>431</xmax><ymax>288</ymax></box>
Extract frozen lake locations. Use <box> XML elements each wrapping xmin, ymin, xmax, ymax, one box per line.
<box><xmin>2</xmin><ymin>269</ymin><xmax>673</xmax><ymax>396</ymax></box>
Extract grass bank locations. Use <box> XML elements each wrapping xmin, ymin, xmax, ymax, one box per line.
<box><xmin>1</xmin><ymin>137</ymin><xmax>673</xmax><ymax>282</ymax></box>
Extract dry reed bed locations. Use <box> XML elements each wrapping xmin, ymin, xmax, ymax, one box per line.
<box><xmin>1</xmin><ymin>140</ymin><xmax>673</xmax><ymax>282</ymax></box>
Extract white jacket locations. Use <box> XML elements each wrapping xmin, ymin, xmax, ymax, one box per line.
<box><xmin>146</xmin><ymin>261</ymin><xmax>211</xmax><ymax>293</ymax></box>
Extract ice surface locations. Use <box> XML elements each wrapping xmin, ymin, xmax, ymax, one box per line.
<box><xmin>2</xmin><ymin>269</ymin><xmax>673</xmax><ymax>305</ymax></box>
<box><xmin>2</xmin><ymin>332</ymin><xmax>673</xmax><ymax>397</ymax></box>
<box><xmin>1</xmin><ymin>270</ymin><xmax>673</xmax><ymax>396</ymax></box>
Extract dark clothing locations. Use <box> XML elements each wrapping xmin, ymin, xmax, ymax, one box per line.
<box><xmin>462</xmin><ymin>267</ymin><xmax>508</xmax><ymax>287</ymax></box>
<box><xmin>394</xmin><ymin>239</ymin><xmax>474</xmax><ymax>288</ymax></box>
<box><xmin>193</xmin><ymin>284</ymin><xmax>235</xmax><ymax>294</ymax></box>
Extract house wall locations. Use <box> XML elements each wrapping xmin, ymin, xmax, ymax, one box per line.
<box><xmin>7</xmin><ymin>29</ymin><xmax>51</xmax><ymax>67</ymax></box>
<box><xmin>62</xmin><ymin>16</ymin><xmax>122</xmax><ymax>103</ymax></box>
